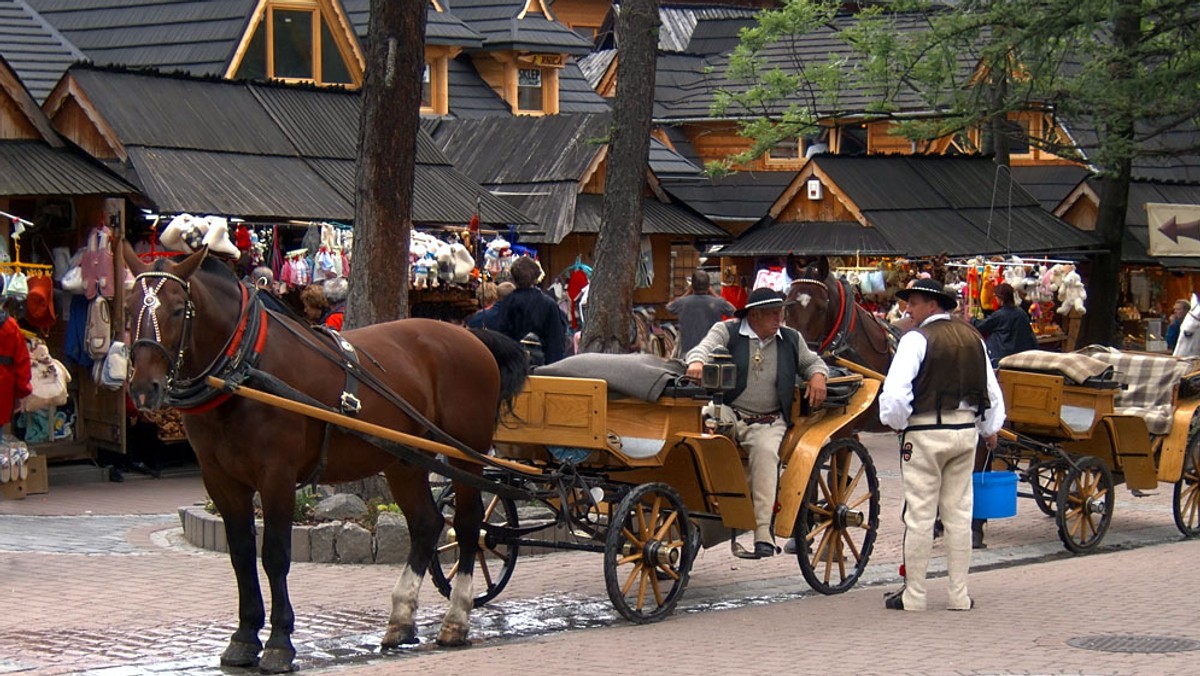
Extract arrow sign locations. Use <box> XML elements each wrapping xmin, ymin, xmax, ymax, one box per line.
<box><xmin>1158</xmin><ymin>215</ymin><xmax>1200</xmax><ymax>243</ymax></box>
<box><xmin>1147</xmin><ymin>203</ymin><xmax>1200</xmax><ymax>256</ymax></box>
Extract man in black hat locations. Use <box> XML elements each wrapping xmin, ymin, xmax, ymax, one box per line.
<box><xmin>685</xmin><ymin>287</ymin><xmax>829</xmax><ymax>558</ymax></box>
<box><xmin>879</xmin><ymin>278</ymin><xmax>1005</xmax><ymax>612</ymax></box>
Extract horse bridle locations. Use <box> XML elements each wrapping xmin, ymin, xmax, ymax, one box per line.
<box><xmin>131</xmin><ymin>271</ymin><xmax>196</xmax><ymax>387</ymax></box>
<box><xmin>790</xmin><ymin>276</ymin><xmax>893</xmax><ymax>357</ymax></box>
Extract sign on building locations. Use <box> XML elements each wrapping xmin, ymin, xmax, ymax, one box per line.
<box><xmin>1147</xmin><ymin>203</ymin><xmax>1200</xmax><ymax>256</ymax></box>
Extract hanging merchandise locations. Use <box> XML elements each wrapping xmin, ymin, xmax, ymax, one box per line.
<box><xmin>635</xmin><ymin>237</ymin><xmax>654</xmax><ymax>289</ymax></box>
<box><xmin>85</xmin><ymin>295</ymin><xmax>112</xmax><ymax>359</ymax></box>
<box><xmin>159</xmin><ymin>214</ymin><xmax>240</xmax><ymax>258</ymax></box>
<box><xmin>23</xmin><ymin>340</ymin><xmax>70</xmax><ymax>412</ymax></box>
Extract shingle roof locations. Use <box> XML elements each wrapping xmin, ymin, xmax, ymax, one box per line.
<box><xmin>343</xmin><ymin>0</ymin><xmax>485</xmax><ymax>47</ymax></box>
<box><xmin>657</xmin><ymin>5</ymin><xmax>759</xmax><ymax>54</ymax></box>
<box><xmin>718</xmin><ymin>220</ymin><xmax>893</xmax><ymax>256</ymax></box>
<box><xmin>654</xmin><ymin>12</ymin><xmax>978</xmax><ymax>121</ymax></box>
<box><xmin>748</xmin><ymin>155</ymin><xmax>1099</xmax><ymax>257</ymax></box>
<box><xmin>0</xmin><ymin>0</ymin><xmax>84</xmax><ymax>103</ymax></box>
<box><xmin>0</xmin><ymin>140</ymin><xmax>135</xmax><ymax>196</ymax></box>
<box><xmin>450</xmin><ymin>0</ymin><xmax>593</xmax><ymax>54</ymax></box>
<box><xmin>445</xmin><ymin>54</ymin><xmax>511</xmax><ymax>118</ymax></box>
<box><xmin>648</xmin><ymin>137</ymin><xmax>702</xmax><ymax>178</ymax></box>
<box><xmin>577</xmin><ymin>48</ymin><xmax>614</xmax><ymax>89</ymax></box>
<box><xmin>1011</xmin><ymin>164</ymin><xmax>1091</xmax><ymax>212</ymax></box>
<box><xmin>1068</xmin><ymin>119</ymin><xmax>1200</xmax><ymax>183</ymax></box>
<box><xmin>661</xmin><ymin>171</ymin><xmax>795</xmax><ymax>223</ymax></box>
<box><xmin>432</xmin><ymin>113</ymin><xmax>610</xmax><ymax>184</ymax></box>
<box><xmin>573</xmin><ymin>194</ymin><xmax>726</xmax><ymax>238</ymax></box>
<box><xmin>557</xmin><ymin>59</ymin><xmax>609</xmax><ymax>113</ymax></box>
<box><xmin>66</xmin><ymin>66</ymin><xmax>529</xmax><ymax>224</ymax></box>
<box><xmin>26</xmin><ymin>0</ymin><xmax>256</xmax><ymax>77</ymax></box>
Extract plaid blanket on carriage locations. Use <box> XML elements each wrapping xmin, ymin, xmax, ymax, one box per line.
<box><xmin>1074</xmin><ymin>346</ymin><xmax>1200</xmax><ymax>435</ymax></box>
<box><xmin>997</xmin><ymin>350</ymin><xmax>1113</xmax><ymax>385</ymax></box>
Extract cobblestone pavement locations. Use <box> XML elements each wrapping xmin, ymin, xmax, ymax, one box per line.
<box><xmin>0</xmin><ymin>433</ymin><xmax>1195</xmax><ymax>675</ymax></box>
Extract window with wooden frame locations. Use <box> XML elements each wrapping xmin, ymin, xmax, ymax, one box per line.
<box><xmin>517</xmin><ymin>68</ymin><xmax>545</xmax><ymax>112</ymax></box>
<box><xmin>421</xmin><ymin>51</ymin><xmax>451</xmax><ymax>115</ymax></box>
<box><xmin>764</xmin><ymin>137</ymin><xmax>802</xmax><ymax>167</ymax></box>
<box><xmin>511</xmin><ymin>58</ymin><xmax>561</xmax><ymax>115</ymax></box>
<box><xmin>232</xmin><ymin>1</ymin><xmax>359</xmax><ymax>87</ymax></box>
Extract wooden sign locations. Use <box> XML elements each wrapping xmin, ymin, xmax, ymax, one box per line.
<box><xmin>518</xmin><ymin>53</ymin><xmax>565</xmax><ymax>67</ymax></box>
<box><xmin>1147</xmin><ymin>202</ymin><xmax>1200</xmax><ymax>256</ymax></box>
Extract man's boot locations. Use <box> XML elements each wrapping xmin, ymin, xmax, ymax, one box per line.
<box><xmin>971</xmin><ymin>518</ymin><xmax>987</xmax><ymax>549</ymax></box>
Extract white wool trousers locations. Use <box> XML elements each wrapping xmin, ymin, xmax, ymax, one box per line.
<box><xmin>734</xmin><ymin>415</ymin><xmax>788</xmax><ymax>544</ymax></box>
<box><xmin>899</xmin><ymin>409</ymin><xmax>976</xmax><ymax>611</ymax></box>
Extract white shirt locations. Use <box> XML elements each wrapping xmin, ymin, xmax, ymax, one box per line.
<box><xmin>878</xmin><ymin>313</ymin><xmax>1006</xmax><ymax>436</ymax></box>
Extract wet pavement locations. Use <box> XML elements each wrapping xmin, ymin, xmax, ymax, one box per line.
<box><xmin>0</xmin><ymin>432</ymin><xmax>1196</xmax><ymax>675</ymax></box>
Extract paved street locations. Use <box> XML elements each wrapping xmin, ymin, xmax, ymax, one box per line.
<box><xmin>1</xmin><ymin>433</ymin><xmax>1197</xmax><ymax>675</ymax></box>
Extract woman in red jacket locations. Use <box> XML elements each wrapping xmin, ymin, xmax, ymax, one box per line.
<box><xmin>0</xmin><ymin>302</ymin><xmax>32</xmax><ymax>431</ymax></box>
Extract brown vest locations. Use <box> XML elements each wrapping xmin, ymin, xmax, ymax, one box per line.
<box><xmin>912</xmin><ymin>318</ymin><xmax>990</xmax><ymax>418</ymax></box>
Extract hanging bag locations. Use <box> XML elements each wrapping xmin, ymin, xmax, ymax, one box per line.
<box><xmin>85</xmin><ymin>296</ymin><xmax>112</xmax><ymax>359</ymax></box>
<box><xmin>23</xmin><ymin>342</ymin><xmax>70</xmax><ymax>411</ymax></box>
<box><xmin>99</xmin><ymin>341</ymin><xmax>128</xmax><ymax>391</ymax></box>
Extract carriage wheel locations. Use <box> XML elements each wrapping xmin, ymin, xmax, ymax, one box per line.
<box><xmin>1054</xmin><ymin>456</ymin><xmax>1114</xmax><ymax>554</ymax></box>
<box><xmin>430</xmin><ymin>485</ymin><xmax>520</xmax><ymax>608</ymax></box>
<box><xmin>1173</xmin><ymin>431</ymin><xmax>1200</xmax><ymax>538</ymax></box>
<box><xmin>1030</xmin><ymin>460</ymin><xmax>1068</xmax><ymax>516</ymax></box>
<box><xmin>604</xmin><ymin>482</ymin><xmax>694</xmax><ymax>624</ymax></box>
<box><xmin>793</xmin><ymin>438</ymin><xmax>880</xmax><ymax>595</ymax></box>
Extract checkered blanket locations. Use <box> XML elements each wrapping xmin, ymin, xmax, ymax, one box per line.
<box><xmin>997</xmin><ymin>350</ymin><xmax>1113</xmax><ymax>385</ymax></box>
<box><xmin>1076</xmin><ymin>345</ymin><xmax>1200</xmax><ymax>434</ymax></box>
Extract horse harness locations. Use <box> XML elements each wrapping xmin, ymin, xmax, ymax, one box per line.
<box><xmin>130</xmin><ymin>269</ymin><xmax>511</xmax><ymax>487</ymax></box>
<box><xmin>790</xmin><ymin>276</ymin><xmax>896</xmax><ymax>364</ymax></box>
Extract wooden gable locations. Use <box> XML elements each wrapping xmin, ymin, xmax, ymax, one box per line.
<box><xmin>227</xmin><ymin>0</ymin><xmax>365</xmax><ymax>88</ymax></box>
<box><xmin>42</xmin><ymin>74</ymin><xmax>126</xmax><ymax>162</ymax></box>
<box><xmin>0</xmin><ymin>60</ymin><xmax>58</xmax><ymax>144</ymax></box>
<box><xmin>770</xmin><ymin>161</ymin><xmax>865</xmax><ymax>226</ymax></box>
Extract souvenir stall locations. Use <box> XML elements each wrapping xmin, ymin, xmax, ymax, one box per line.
<box><xmin>409</xmin><ymin>226</ymin><xmax>483</xmax><ymax>322</ymax></box>
<box><xmin>0</xmin><ymin>198</ymin><xmax>129</xmax><ymax>497</ymax></box>
<box><xmin>1116</xmin><ymin>265</ymin><xmax>1200</xmax><ymax>352</ymax></box>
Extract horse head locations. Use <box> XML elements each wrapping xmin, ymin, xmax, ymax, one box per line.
<box><xmin>784</xmin><ymin>255</ymin><xmax>836</xmax><ymax>351</ymax></box>
<box><xmin>1175</xmin><ymin>293</ymin><xmax>1200</xmax><ymax>357</ymax></box>
<box><xmin>122</xmin><ymin>242</ymin><xmax>212</xmax><ymax>410</ymax></box>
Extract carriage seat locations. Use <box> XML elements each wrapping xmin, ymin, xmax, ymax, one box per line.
<box><xmin>1074</xmin><ymin>346</ymin><xmax>1200</xmax><ymax>435</ymax></box>
<box><xmin>996</xmin><ymin>350</ymin><xmax>1116</xmax><ymax>388</ymax></box>
<box><xmin>534</xmin><ymin>352</ymin><xmax>686</xmax><ymax>402</ymax></box>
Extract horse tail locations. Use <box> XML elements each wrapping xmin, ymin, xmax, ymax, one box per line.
<box><xmin>469</xmin><ymin>328</ymin><xmax>529</xmax><ymax>417</ymax></box>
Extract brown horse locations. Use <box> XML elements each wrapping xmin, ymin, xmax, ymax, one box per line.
<box><xmin>784</xmin><ymin>256</ymin><xmax>895</xmax><ymax>430</ymax></box>
<box><xmin>122</xmin><ymin>245</ymin><xmax>527</xmax><ymax>673</ymax></box>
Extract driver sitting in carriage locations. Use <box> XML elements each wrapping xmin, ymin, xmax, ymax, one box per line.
<box><xmin>684</xmin><ymin>288</ymin><xmax>829</xmax><ymax>558</ymax></box>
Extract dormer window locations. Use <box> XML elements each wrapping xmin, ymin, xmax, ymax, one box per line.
<box><xmin>231</xmin><ymin>1</ymin><xmax>362</xmax><ymax>87</ymax></box>
<box><xmin>422</xmin><ymin>64</ymin><xmax>432</xmax><ymax>108</ymax></box>
<box><xmin>518</xmin><ymin>69</ymin><xmax>544</xmax><ymax>112</ymax></box>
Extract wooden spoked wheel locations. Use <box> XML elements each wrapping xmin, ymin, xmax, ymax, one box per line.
<box><xmin>1055</xmin><ymin>456</ymin><xmax>1114</xmax><ymax>553</ymax></box>
<box><xmin>793</xmin><ymin>438</ymin><xmax>879</xmax><ymax>594</ymax></box>
<box><xmin>1030</xmin><ymin>460</ymin><xmax>1067</xmax><ymax>516</ymax></box>
<box><xmin>1173</xmin><ymin>431</ymin><xmax>1200</xmax><ymax>538</ymax></box>
<box><xmin>430</xmin><ymin>485</ymin><xmax>520</xmax><ymax>608</ymax></box>
<box><xmin>604</xmin><ymin>482</ymin><xmax>693</xmax><ymax>624</ymax></box>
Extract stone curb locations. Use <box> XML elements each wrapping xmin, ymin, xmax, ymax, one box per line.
<box><xmin>178</xmin><ymin>506</ymin><xmax>410</xmax><ymax>564</ymax></box>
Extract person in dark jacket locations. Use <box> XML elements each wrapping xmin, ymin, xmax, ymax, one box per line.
<box><xmin>1166</xmin><ymin>299</ymin><xmax>1190</xmax><ymax>352</ymax></box>
<box><xmin>495</xmin><ymin>257</ymin><xmax>567</xmax><ymax>364</ymax></box>
<box><xmin>668</xmin><ymin>270</ymin><xmax>736</xmax><ymax>357</ymax></box>
<box><xmin>467</xmin><ymin>281</ymin><xmax>515</xmax><ymax>330</ymax></box>
<box><xmin>972</xmin><ymin>283</ymin><xmax>1037</xmax><ymax>368</ymax></box>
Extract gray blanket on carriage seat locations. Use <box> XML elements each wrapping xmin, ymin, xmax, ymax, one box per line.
<box><xmin>534</xmin><ymin>353</ymin><xmax>686</xmax><ymax>401</ymax></box>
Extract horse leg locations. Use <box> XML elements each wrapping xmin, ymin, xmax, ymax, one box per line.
<box><xmin>205</xmin><ymin>476</ymin><xmax>265</xmax><ymax>668</ymax></box>
<box><xmin>258</xmin><ymin>479</ymin><xmax>298</xmax><ymax>673</ymax></box>
<box><xmin>437</xmin><ymin>468</ymin><xmax>482</xmax><ymax>647</ymax></box>
<box><xmin>380</xmin><ymin>464</ymin><xmax>441</xmax><ymax>648</ymax></box>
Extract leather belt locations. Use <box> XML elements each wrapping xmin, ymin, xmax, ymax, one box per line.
<box><xmin>734</xmin><ymin>409</ymin><xmax>781</xmax><ymax>425</ymax></box>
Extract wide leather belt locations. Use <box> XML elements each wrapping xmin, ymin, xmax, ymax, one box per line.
<box><xmin>734</xmin><ymin>409</ymin><xmax>781</xmax><ymax>425</ymax></box>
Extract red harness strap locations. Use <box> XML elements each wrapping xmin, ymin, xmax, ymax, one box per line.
<box><xmin>177</xmin><ymin>287</ymin><xmax>269</xmax><ymax>415</ymax></box>
<box><xmin>817</xmin><ymin>280</ymin><xmax>848</xmax><ymax>353</ymax></box>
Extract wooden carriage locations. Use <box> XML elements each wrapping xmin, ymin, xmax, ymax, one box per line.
<box><xmin>994</xmin><ymin>348</ymin><xmax>1200</xmax><ymax>552</ymax></box>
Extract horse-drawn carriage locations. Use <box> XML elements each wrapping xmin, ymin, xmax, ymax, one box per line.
<box><xmin>991</xmin><ymin>347</ymin><xmax>1200</xmax><ymax>552</ymax></box>
<box><xmin>427</xmin><ymin>360</ymin><xmax>882</xmax><ymax>622</ymax></box>
<box><xmin>120</xmin><ymin>246</ymin><xmax>887</xmax><ymax>672</ymax></box>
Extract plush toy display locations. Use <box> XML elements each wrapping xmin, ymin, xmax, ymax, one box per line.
<box><xmin>160</xmin><ymin>214</ymin><xmax>241</xmax><ymax>257</ymax></box>
<box><xmin>1056</xmin><ymin>263</ymin><xmax>1087</xmax><ymax>315</ymax></box>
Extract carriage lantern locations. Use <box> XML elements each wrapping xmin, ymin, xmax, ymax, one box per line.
<box><xmin>701</xmin><ymin>346</ymin><xmax>737</xmax><ymax>394</ymax></box>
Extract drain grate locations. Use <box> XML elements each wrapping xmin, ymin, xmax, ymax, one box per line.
<box><xmin>1067</xmin><ymin>635</ymin><xmax>1200</xmax><ymax>654</ymax></box>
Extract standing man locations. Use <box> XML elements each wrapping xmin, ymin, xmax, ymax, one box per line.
<box><xmin>685</xmin><ymin>288</ymin><xmax>828</xmax><ymax>557</ymax></box>
<box><xmin>668</xmin><ymin>271</ymin><xmax>736</xmax><ymax>357</ymax></box>
<box><xmin>496</xmin><ymin>256</ymin><xmax>567</xmax><ymax>364</ymax></box>
<box><xmin>1166</xmin><ymin>298</ymin><xmax>1190</xmax><ymax>353</ymax></box>
<box><xmin>879</xmin><ymin>279</ymin><xmax>1005</xmax><ymax>611</ymax></box>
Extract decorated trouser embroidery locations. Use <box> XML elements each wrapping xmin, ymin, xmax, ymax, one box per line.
<box><xmin>735</xmin><ymin>415</ymin><xmax>788</xmax><ymax>544</ymax></box>
<box><xmin>898</xmin><ymin>409</ymin><xmax>977</xmax><ymax>611</ymax></box>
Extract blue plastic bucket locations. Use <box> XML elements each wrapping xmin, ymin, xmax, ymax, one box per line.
<box><xmin>973</xmin><ymin>471</ymin><xmax>1018</xmax><ymax>519</ymax></box>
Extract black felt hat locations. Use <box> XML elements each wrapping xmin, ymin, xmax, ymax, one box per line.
<box><xmin>896</xmin><ymin>278</ymin><xmax>958</xmax><ymax>310</ymax></box>
<box><xmin>735</xmin><ymin>287</ymin><xmax>786</xmax><ymax>318</ymax></box>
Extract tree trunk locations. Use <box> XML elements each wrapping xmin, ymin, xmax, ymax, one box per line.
<box><xmin>345</xmin><ymin>0</ymin><xmax>426</xmax><ymax>329</ymax></box>
<box><xmin>579</xmin><ymin>0</ymin><xmax>660</xmax><ymax>354</ymax></box>
<box><xmin>1080</xmin><ymin>0</ymin><xmax>1139</xmax><ymax>347</ymax></box>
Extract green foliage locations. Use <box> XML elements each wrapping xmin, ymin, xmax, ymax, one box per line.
<box><xmin>294</xmin><ymin>487</ymin><xmax>321</xmax><ymax>523</ymax></box>
<box><xmin>362</xmin><ymin>497</ymin><xmax>403</xmax><ymax>532</ymax></box>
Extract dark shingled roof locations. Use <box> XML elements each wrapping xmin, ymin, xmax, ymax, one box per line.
<box><xmin>450</xmin><ymin>0</ymin><xmax>593</xmax><ymax>55</ymax></box>
<box><xmin>719</xmin><ymin>220</ymin><xmax>893</xmax><ymax>256</ymax></box>
<box><xmin>67</xmin><ymin>66</ymin><xmax>529</xmax><ymax>224</ymax></box>
<box><xmin>654</xmin><ymin>12</ymin><xmax>978</xmax><ymax>121</ymax></box>
<box><xmin>0</xmin><ymin>0</ymin><xmax>84</xmax><ymax>103</ymax></box>
<box><xmin>741</xmin><ymin>155</ymin><xmax>1099</xmax><ymax>257</ymax></box>
<box><xmin>1011</xmin><ymin>164</ymin><xmax>1091</xmax><ymax>212</ymax></box>
<box><xmin>445</xmin><ymin>54</ymin><xmax>512</xmax><ymax>118</ymax></box>
<box><xmin>344</xmin><ymin>0</ymin><xmax>485</xmax><ymax>47</ymax></box>
<box><xmin>1069</xmin><ymin>119</ymin><xmax>1200</xmax><ymax>183</ymax></box>
<box><xmin>557</xmin><ymin>59</ymin><xmax>609</xmax><ymax>113</ymax></box>
<box><xmin>661</xmin><ymin>172</ymin><xmax>795</xmax><ymax>224</ymax></box>
<box><xmin>648</xmin><ymin>137</ymin><xmax>702</xmax><ymax>178</ymax></box>
<box><xmin>26</xmin><ymin>0</ymin><xmax>256</xmax><ymax>77</ymax></box>
<box><xmin>0</xmin><ymin>140</ymin><xmax>135</xmax><ymax>196</ymax></box>
<box><xmin>573</xmin><ymin>194</ymin><xmax>726</xmax><ymax>238</ymax></box>
<box><xmin>657</xmin><ymin>4</ymin><xmax>759</xmax><ymax>54</ymax></box>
